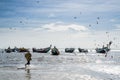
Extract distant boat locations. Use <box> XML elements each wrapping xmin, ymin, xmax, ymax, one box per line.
<box><xmin>5</xmin><ymin>48</ymin><xmax>13</xmax><ymax>53</ymax></box>
<box><xmin>5</xmin><ymin>47</ymin><xmax>29</xmax><ymax>53</ymax></box>
<box><xmin>5</xmin><ymin>47</ymin><xmax>17</xmax><ymax>53</ymax></box>
<box><xmin>95</xmin><ymin>41</ymin><xmax>112</xmax><ymax>53</ymax></box>
<box><xmin>65</xmin><ymin>48</ymin><xmax>75</xmax><ymax>53</ymax></box>
<box><xmin>95</xmin><ymin>47</ymin><xmax>110</xmax><ymax>53</ymax></box>
<box><xmin>51</xmin><ymin>46</ymin><xmax>60</xmax><ymax>55</ymax></box>
<box><xmin>78</xmin><ymin>48</ymin><xmax>88</xmax><ymax>53</ymax></box>
<box><xmin>18</xmin><ymin>47</ymin><xmax>29</xmax><ymax>52</ymax></box>
<box><xmin>32</xmin><ymin>45</ymin><xmax>52</xmax><ymax>53</ymax></box>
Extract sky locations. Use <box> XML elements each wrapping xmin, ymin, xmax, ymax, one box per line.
<box><xmin>0</xmin><ymin>0</ymin><xmax>120</xmax><ymax>49</ymax></box>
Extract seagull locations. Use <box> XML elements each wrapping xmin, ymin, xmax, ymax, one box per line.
<box><xmin>37</xmin><ymin>1</ymin><xmax>40</xmax><ymax>3</ymax></box>
<box><xmin>74</xmin><ymin>17</ymin><xmax>77</xmax><ymax>19</ymax></box>
<box><xmin>89</xmin><ymin>24</ymin><xmax>91</xmax><ymax>27</ymax></box>
<box><xmin>97</xmin><ymin>17</ymin><xmax>100</xmax><ymax>20</ymax></box>
<box><xmin>20</xmin><ymin>21</ymin><xmax>22</xmax><ymax>23</ymax></box>
<box><xmin>96</xmin><ymin>21</ymin><xmax>98</xmax><ymax>24</ymax></box>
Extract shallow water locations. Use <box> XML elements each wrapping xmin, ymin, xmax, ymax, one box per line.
<box><xmin>0</xmin><ymin>50</ymin><xmax>120</xmax><ymax>80</ymax></box>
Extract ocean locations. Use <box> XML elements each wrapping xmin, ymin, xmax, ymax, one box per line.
<box><xmin>0</xmin><ymin>49</ymin><xmax>120</xmax><ymax>80</ymax></box>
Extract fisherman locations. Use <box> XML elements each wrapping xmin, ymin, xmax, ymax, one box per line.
<box><xmin>25</xmin><ymin>51</ymin><xmax>32</xmax><ymax>66</ymax></box>
<box><xmin>51</xmin><ymin>46</ymin><xmax>60</xmax><ymax>55</ymax></box>
<box><xmin>53</xmin><ymin>46</ymin><xmax>57</xmax><ymax>50</ymax></box>
<box><xmin>53</xmin><ymin>46</ymin><xmax>59</xmax><ymax>53</ymax></box>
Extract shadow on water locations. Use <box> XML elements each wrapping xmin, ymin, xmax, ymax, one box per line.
<box><xmin>25</xmin><ymin>69</ymin><xmax>31</xmax><ymax>80</ymax></box>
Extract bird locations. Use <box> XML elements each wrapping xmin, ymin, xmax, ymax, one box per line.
<box><xmin>20</xmin><ymin>21</ymin><xmax>22</xmax><ymax>23</ymax></box>
<box><xmin>89</xmin><ymin>24</ymin><xmax>91</xmax><ymax>27</ymax></box>
<box><xmin>36</xmin><ymin>1</ymin><xmax>40</xmax><ymax>3</ymax></box>
<box><xmin>97</xmin><ymin>17</ymin><xmax>100</xmax><ymax>20</ymax></box>
<box><xmin>74</xmin><ymin>17</ymin><xmax>77</xmax><ymax>19</ymax></box>
<box><xmin>96</xmin><ymin>21</ymin><xmax>99</xmax><ymax>24</ymax></box>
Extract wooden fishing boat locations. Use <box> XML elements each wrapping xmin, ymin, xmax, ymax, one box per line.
<box><xmin>18</xmin><ymin>47</ymin><xmax>29</xmax><ymax>52</ymax></box>
<box><xmin>4</xmin><ymin>47</ymin><xmax>16</xmax><ymax>53</ymax></box>
<box><xmin>95</xmin><ymin>41</ymin><xmax>112</xmax><ymax>53</ymax></box>
<box><xmin>65</xmin><ymin>48</ymin><xmax>75</xmax><ymax>53</ymax></box>
<box><xmin>78</xmin><ymin>48</ymin><xmax>88</xmax><ymax>53</ymax></box>
<box><xmin>32</xmin><ymin>45</ymin><xmax>52</xmax><ymax>53</ymax></box>
<box><xmin>5</xmin><ymin>49</ymin><xmax>12</xmax><ymax>53</ymax></box>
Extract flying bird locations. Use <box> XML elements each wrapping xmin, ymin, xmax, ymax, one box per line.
<box><xmin>36</xmin><ymin>1</ymin><xmax>40</xmax><ymax>3</ymax></box>
<box><xmin>96</xmin><ymin>21</ymin><xmax>99</xmax><ymax>24</ymax></box>
<box><xmin>89</xmin><ymin>24</ymin><xmax>91</xmax><ymax>27</ymax></box>
<box><xmin>20</xmin><ymin>21</ymin><xmax>22</xmax><ymax>23</ymax></box>
<box><xmin>97</xmin><ymin>17</ymin><xmax>100</xmax><ymax>20</ymax></box>
<box><xmin>74</xmin><ymin>17</ymin><xmax>77</xmax><ymax>19</ymax></box>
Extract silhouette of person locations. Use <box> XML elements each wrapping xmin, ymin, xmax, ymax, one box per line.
<box><xmin>25</xmin><ymin>51</ymin><xmax>32</xmax><ymax>66</ymax></box>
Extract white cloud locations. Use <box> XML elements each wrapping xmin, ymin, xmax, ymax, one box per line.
<box><xmin>114</xmin><ymin>24</ymin><xmax>120</xmax><ymax>30</ymax></box>
<box><xmin>116</xmin><ymin>24</ymin><xmax>120</xmax><ymax>28</ymax></box>
<box><xmin>110</xmin><ymin>19</ymin><xmax>116</xmax><ymax>22</ymax></box>
<box><xmin>0</xmin><ymin>26</ymin><xmax>120</xmax><ymax>49</ymax></box>
<box><xmin>34</xmin><ymin>23</ymin><xmax>88</xmax><ymax>32</ymax></box>
<box><xmin>48</xmin><ymin>13</ymin><xmax>56</xmax><ymax>18</ymax></box>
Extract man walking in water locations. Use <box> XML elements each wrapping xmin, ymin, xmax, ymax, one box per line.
<box><xmin>25</xmin><ymin>51</ymin><xmax>32</xmax><ymax>66</ymax></box>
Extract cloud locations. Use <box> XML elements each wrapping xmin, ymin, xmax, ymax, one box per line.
<box><xmin>48</xmin><ymin>13</ymin><xmax>56</xmax><ymax>18</ymax></box>
<box><xmin>114</xmin><ymin>24</ymin><xmax>120</xmax><ymax>30</ymax></box>
<box><xmin>110</xmin><ymin>19</ymin><xmax>116</xmax><ymax>22</ymax></box>
<box><xmin>34</xmin><ymin>23</ymin><xmax>88</xmax><ymax>32</ymax></box>
<box><xmin>0</xmin><ymin>24</ymin><xmax>120</xmax><ymax>49</ymax></box>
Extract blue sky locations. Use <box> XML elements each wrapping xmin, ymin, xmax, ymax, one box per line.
<box><xmin>0</xmin><ymin>0</ymin><xmax>120</xmax><ymax>49</ymax></box>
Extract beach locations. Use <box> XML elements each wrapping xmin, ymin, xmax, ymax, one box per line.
<box><xmin>0</xmin><ymin>0</ymin><xmax>120</xmax><ymax>80</ymax></box>
<box><xmin>0</xmin><ymin>50</ymin><xmax>120</xmax><ymax>80</ymax></box>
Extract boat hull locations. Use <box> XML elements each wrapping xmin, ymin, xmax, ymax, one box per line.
<box><xmin>65</xmin><ymin>48</ymin><xmax>75</xmax><ymax>53</ymax></box>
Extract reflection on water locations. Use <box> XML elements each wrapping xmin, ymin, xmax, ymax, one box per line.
<box><xmin>25</xmin><ymin>69</ymin><xmax>31</xmax><ymax>80</ymax></box>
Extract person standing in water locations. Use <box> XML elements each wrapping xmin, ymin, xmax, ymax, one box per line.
<box><xmin>25</xmin><ymin>51</ymin><xmax>32</xmax><ymax>66</ymax></box>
